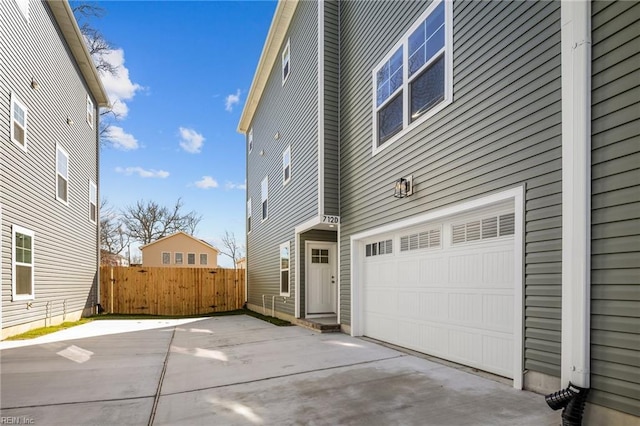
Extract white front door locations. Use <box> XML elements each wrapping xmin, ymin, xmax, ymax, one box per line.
<box><xmin>307</xmin><ymin>242</ymin><xmax>337</xmax><ymax>315</ymax></box>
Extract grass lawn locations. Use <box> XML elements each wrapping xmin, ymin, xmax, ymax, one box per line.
<box><xmin>5</xmin><ymin>318</ymin><xmax>94</xmax><ymax>340</ymax></box>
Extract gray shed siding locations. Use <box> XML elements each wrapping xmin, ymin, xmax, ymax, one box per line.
<box><xmin>1</xmin><ymin>0</ymin><xmax>99</xmax><ymax>330</ymax></box>
<box><xmin>590</xmin><ymin>0</ymin><xmax>640</xmax><ymax>416</ymax></box>
<box><xmin>246</xmin><ymin>1</ymin><xmax>319</xmax><ymax>316</ymax></box>
<box><xmin>338</xmin><ymin>0</ymin><xmax>563</xmax><ymax>379</ymax></box>
<box><xmin>323</xmin><ymin>0</ymin><xmax>340</xmax><ymax>217</ymax></box>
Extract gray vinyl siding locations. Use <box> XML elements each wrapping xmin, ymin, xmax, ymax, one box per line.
<box><xmin>1</xmin><ymin>0</ymin><xmax>99</xmax><ymax>329</ymax></box>
<box><xmin>299</xmin><ymin>229</ymin><xmax>337</xmax><ymax>317</ymax></box>
<box><xmin>323</xmin><ymin>0</ymin><xmax>340</xmax><ymax>217</ymax></box>
<box><xmin>590</xmin><ymin>0</ymin><xmax>640</xmax><ymax>416</ymax></box>
<box><xmin>246</xmin><ymin>0</ymin><xmax>319</xmax><ymax>316</ymax></box>
<box><xmin>338</xmin><ymin>0</ymin><xmax>562</xmax><ymax>379</ymax></box>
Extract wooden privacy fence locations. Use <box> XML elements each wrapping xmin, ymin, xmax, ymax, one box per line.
<box><xmin>100</xmin><ymin>266</ymin><xmax>245</xmax><ymax>316</ymax></box>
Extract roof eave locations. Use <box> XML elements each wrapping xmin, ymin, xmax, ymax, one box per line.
<box><xmin>237</xmin><ymin>0</ymin><xmax>299</xmax><ymax>134</ymax></box>
<box><xmin>47</xmin><ymin>0</ymin><xmax>109</xmax><ymax>107</ymax></box>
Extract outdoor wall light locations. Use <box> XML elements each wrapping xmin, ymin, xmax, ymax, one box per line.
<box><xmin>30</xmin><ymin>77</ymin><xmax>40</xmax><ymax>90</ymax></box>
<box><xmin>393</xmin><ymin>175</ymin><xmax>413</xmax><ymax>198</ymax></box>
<box><xmin>274</xmin><ymin>132</ymin><xmax>280</xmax><ymax>140</ymax></box>
<box><xmin>66</xmin><ymin>116</ymin><xmax>74</xmax><ymax>126</ymax></box>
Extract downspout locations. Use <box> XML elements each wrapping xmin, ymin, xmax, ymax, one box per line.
<box><xmin>547</xmin><ymin>1</ymin><xmax>592</xmax><ymax>424</ymax></box>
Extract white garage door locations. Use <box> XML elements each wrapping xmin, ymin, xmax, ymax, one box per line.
<box><xmin>362</xmin><ymin>208</ymin><xmax>516</xmax><ymax>378</ymax></box>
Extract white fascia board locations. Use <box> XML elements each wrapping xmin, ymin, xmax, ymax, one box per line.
<box><xmin>560</xmin><ymin>0</ymin><xmax>591</xmax><ymax>389</ymax></box>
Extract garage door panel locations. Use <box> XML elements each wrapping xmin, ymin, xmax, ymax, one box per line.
<box><xmin>361</xmin><ymin>207</ymin><xmax>517</xmax><ymax>379</ymax></box>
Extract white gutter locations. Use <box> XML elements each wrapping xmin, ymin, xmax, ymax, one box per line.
<box><xmin>560</xmin><ymin>0</ymin><xmax>591</xmax><ymax>388</ymax></box>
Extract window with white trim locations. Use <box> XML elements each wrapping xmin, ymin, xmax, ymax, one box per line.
<box><xmin>15</xmin><ymin>0</ymin><xmax>29</xmax><ymax>21</ymax></box>
<box><xmin>175</xmin><ymin>252</ymin><xmax>183</xmax><ymax>265</ymax></box>
<box><xmin>86</xmin><ymin>95</ymin><xmax>94</xmax><ymax>129</ymax></box>
<box><xmin>200</xmin><ymin>253</ymin><xmax>208</xmax><ymax>265</ymax></box>
<box><xmin>56</xmin><ymin>145</ymin><xmax>69</xmax><ymax>204</ymax></box>
<box><xmin>282</xmin><ymin>39</ymin><xmax>290</xmax><ymax>85</ymax></box>
<box><xmin>13</xmin><ymin>225</ymin><xmax>34</xmax><ymax>300</ymax></box>
<box><xmin>247</xmin><ymin>198</ymin><xmax>252</xmax><ymax>233</ymax></box>
<box><xmin>280</xmin><ymin>241</ymin><xmax>290</xmax><ymax>295</ymax></box>
<box><xmin>187</xmin><ymin>253</ymin><xmax>196</xmax><ymax>265</ymax></box>
<box><xmin>283</xmin><ymin>146</ymin><xmax>291</xmax><ymax>185</ymax></box>
<box><xmin>11</xmin><ymin>93</ymin><xmax>28</xmax><ymax>151</ymax></box>
<box><xmin>261</xmin><ymin>176</ymin><xmax>268</xmax><ymax>221</ymax></box>
<box><xmin>248</xmin><ymin>128</ymin><xmax>253</xmax><ymax>154</ymax></box>
<box><xmin>162</xmin><ymin>252</ymin><xmax>170</xmax><ymax>265</ymax></box>
<box><xmin>89</xmin><ymin>180</ymin><xmax>97</xmax><ymax>224</ymax></box>
<box><xmin>373</xmin><ymin>0</ymin><xmax>451</xmax><ymax>151</ymax></box>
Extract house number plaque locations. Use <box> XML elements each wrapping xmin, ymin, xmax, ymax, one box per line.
<box><xmin>322</xmin><ymin>215</ymin><xmax>340</xmax><ymax>224</ymax></box>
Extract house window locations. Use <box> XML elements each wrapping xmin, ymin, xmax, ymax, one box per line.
<box><xmin>282</xmin><ymin>39</ymin><xmax>290</xmax><ymax>85</ymax></box>
<box><xmin>247</xmin><ymin>198</ymin><xmax>252</xmax><ymax>233</ymax></box>
<box><xmin>162</xmin><ymin>252</ymin><xmax>170</xmax><ymax>265</ymax></box>
<box><xmin>11</xmin><ymin>93</ymin><xmax>28</xmax><ymax>151</ymax></box>
<box><xmin>56</xmin><ymin>145</ymin><xmax>69</xmax><ymax>204</ymax></box>
<box><xmin>86</xmin><ymin>95</ymin><xmax>94</xmax><ymax>129</ymax></box>
<box><xmin>200</xmin><ymin>253</ymin><xmax>208</xmax><ymax>265</ymax></box>
<box><xmin>187</xmin><ymin>253</ymin><xmax>196</xmax><ymax>265</ymax></box>
<box><xmin>373</xmin><ymin>0</ymin><xmax>451</xmax><ymax>152</ymax></box>
<box><xmin>280</xmin><ymin>241</ymin><xmax>290</xmax><ymax>295</ymax></box>
<box><xmin>248</xmin><ymin>128</ymin><xmax>253</xmax><ymax>154</ymax></box>
<box><xmin>89</xmin><ymin>180</ymin><xmax>97</xmax><ymax>224</ymax></box>
<box><xmin>175</xmin><ymin>252</ymin><xmax>183</xmax><ymax>265</ymax></box>
<box><xmin>15</xmin><ymin>0</ymin><xmax>29</xmax><ymax>21</ymax></box>
<box><xmin>12</xmin><ymin>225</ymin><xmax>34</xmax><ymax>300</ymax></box>
<box><xmin>261</xmin><ymin>176</ymin><xmax>268</xmax><ymax>221</ymax></box>
<box><xmin>311</xmin><ymin>248</ymin><xmax>330</xmax><ymax>264</ymax></box>
<box><xmin>283</xmin><ymin>146</ymin><xmax>291</xmax><ymax>185</ymax></box>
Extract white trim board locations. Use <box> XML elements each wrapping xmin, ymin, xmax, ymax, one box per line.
<box><xmin>350</xmin><ymin>187</ymin><xmax>525</xmax><ymax>389</ymax></box>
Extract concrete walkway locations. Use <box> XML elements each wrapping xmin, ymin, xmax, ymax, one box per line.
<box><xmin>0</xmin><ymin>316</ymin><xmax>560</xmax><ymax>425</ymax></box>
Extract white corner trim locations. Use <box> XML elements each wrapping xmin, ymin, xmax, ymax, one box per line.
<box><xmin>295</xmin><ymin>231</ymin><xmax>301</xmax><ymax>318</ymax></box>
<box><xmin>350</xmin><ymin>186</ymin><xmax>525</xmax><ymax>389</ymax></box>
<box><xmin>317</xmin><ymin>0</ymin><xmax>325</xmax><ymax>216</ymax></box>
<box><xmin>560</xmin><ymin>0</ymin><xmax>591</xmax><ymax>389</ymax></box>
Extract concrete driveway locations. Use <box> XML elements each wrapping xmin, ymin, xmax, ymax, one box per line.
<box><xmin>0</xmin><ymin>316</ymin><xmax>560</xmax><ymax>425</ymax></box>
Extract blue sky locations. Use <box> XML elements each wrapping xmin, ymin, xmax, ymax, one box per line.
<box><xmin>73</xmin><ymin>1</ymin><xmax>277</xmax><ymax>266</ymax></box>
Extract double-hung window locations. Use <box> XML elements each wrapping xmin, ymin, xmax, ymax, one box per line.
<box><xmin>261</xmin><ymin>177</ymin><xmax>268</xmax><ymax>221</ymax></box>
<box><xmin>175</xmin><ymin>252</ymin><xmax>183</xmax><ymax>265</ymax></box>
<box><xmin>56</xmin><ymin>145</ymin><xmax>69</xmax><ymax>204</ymax></box>
<box><xmin>247</xmin><ymin>198</ymin><xmax>252</xmax><ymax>233</ymax></box>
<box><xmin>89</xmin><ymin>180</ymin><xmax>97</xmax><ymax>223</ymax></box>
<box><xmin>11</xmin><ymin>93</ymin><xmax>28</xmax><ymax>151</ymax></box>
<box><xmin>280</xmin><ymin>241</ymin><xmax>290</xmax><ymax>295</ymax></box>
<box><xmin>248</xmin><ymin>128</ymin><xmax>253</xmax><ymax>154</ymax></box>
<box><xmin>373</xmin><ymin>0</ymin><xmax>451</xmax><ymax>152</ymax></box>
<box><xmin>200</xmin><ymin>253</ymin><xmax>208</xmax><ymax>265</ymax></box>
<box><xmin>162</xmin><ymin>252</ymin><xmax>171</xmax><ymax>265</ymax></box>
<box><xmin>282</xmin><ymin>39</ymin><xmax>291</xmax><ymax>85</ymax></box>
<box><xmin>283</xmin><ymin>146</ymin><xmax>291</xmax><ymax>185</ymax></box>
<box><xmin>86</xmin><ymin>95</ymin><xmax>94</xmax><ymax>129</ymax></box>
<box><xmin>187</xmin><ymin>253</ymin><xmax>196</xmax><ymax>265</ymax></box>
<box><xmin>13</xmin><ymin>225</ymin><xmax>34</xmax><ymax>300</ymax></box>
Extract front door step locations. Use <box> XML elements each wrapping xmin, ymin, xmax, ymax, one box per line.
<box><xmin>293</xmin><ymin>318</ymin><xmax>341</xmax><ymax>333</ymax></box>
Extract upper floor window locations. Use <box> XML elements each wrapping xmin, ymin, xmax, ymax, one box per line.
<box><xmin>261</xmin><ymin>176</ymin><xmax>268</xmax><ymax>221</ymax></box>
<box><xmin>56</xmin><ymin>145</ymin><xmax>69</xmax><ymax>204</ymax></box>
<box><xmin>373</xmin><ymin>0</ymin><xmax>451</xmax><ymax>153</ymax></box>
<box><xmin>11</xmin><ymin>93</ymin><xmax>28</xmax><ymax>151</ymax></box>
<box><xmin>280</xmin><ymin>241</ymin><xmax>290</xmax><ymax>295</ymax></box>
<box><xmin>162</xmin><ymin>252</ymin><xmax>170</xmax><ymax>265</ymax></box>
<box><xmin>187</xmin><ymin>253</ymin><xmax>196</xmax><ymax>265</ymax></box>
<box><xmin>283</xmin><ymin>146</ymin><xmax>291</xmax><ymax>185</ymax></box>
<box><xmin>282</xmin><ymin>39</ymin><xmax>291</xmax><ymax>85</ymax></box>
<box><xmin>248</xmin><ymin>128</ymin><xmax>253</xmax><ymax>154</ymax></box>
<box><xmin>89</xmin><ymin>180</ymin><xmax>97</xmax><ymax>224</ymax></box>
<box><xmin>86</xmin><ymin>95</ymin><xmax>94</xmax><ymax>129</ymax></box>
<box><xmin>247</xmin><ymin>198</ymin><xmax>252</xmax><ymax>233</ymax></box>
<box><xmin>175</xmin><ymin>252</ymin><xmax>183</xmax><ymax>265</ymax></box>
<box><xmin>200</xmin><ymin>253</ymin><xmax>208</xmax><ymax>265</ymax></box>
<box><xmin>13</xmin><ymin>225</ymin><xmax>34</xmax><ymax>300</ymax></box>
<box><xmin>15</xmin><ymin>0</ymin><xmax>29</xmax><ymax>21</ymax></box>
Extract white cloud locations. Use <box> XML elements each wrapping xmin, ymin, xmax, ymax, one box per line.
<box><xmin>195</xmin><ymin>176</ymin><xmax>219</xmax><ymax>189</ymax></box>
<box><xmin>97</xmin><ymin>48</ymin><xmax>142</xmax><ymax>118</ymax></box>
<box><xmin>225</xmin><ymin>89</ymin><xmax>241</xmax><ymax>112</ymax></box>
<box><xmin>115</xmin><ymin>166</ymin><xmax>169</xmax><ymax>179</ymax></box>
<box><xmin>105</xmin><ymin>126</ymin><xmax>139</xmax><ymax>150</ymax></box>
<box><xmin>179</xmin><ymin>127</ymin><xmax>205</xmax><ymax>154</ymax></box>
<box><xmin>225</xmin><ymin>181</ymin><xmax>246</xmax><ymax>190</ymax></box>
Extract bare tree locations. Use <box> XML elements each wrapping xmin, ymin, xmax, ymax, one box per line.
<box><xmin>100</xmin><ymin>198</ymin><xmax>129</xmax><ymax>255</ymax></box>
<box><xmin>121</xmin><ymin>198</ymin><xmax>202</xmax><ymax>245</ymax></box>
<box><xmin>219</xmin><ymin>231</ymin><xmax>244</xmax><ymax>270</ymax></box>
